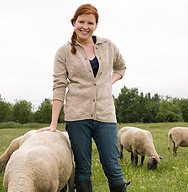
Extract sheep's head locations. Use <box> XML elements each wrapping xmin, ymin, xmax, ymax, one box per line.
<box><xmin>147</xmin><ymin>155</ymin><xmax>163</xmax><ymax>170</ymax></box>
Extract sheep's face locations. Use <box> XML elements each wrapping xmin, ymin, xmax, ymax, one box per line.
<box><xmin>147</xmin><ymin>156</ymin><xmax>158</xmax><ymax>170</ymax></box>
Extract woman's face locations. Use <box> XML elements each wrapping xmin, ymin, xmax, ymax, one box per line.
<box><xmin>73</xmin><ymin>14</ymin><xmax>97</xmax><ymax>43</ymax></box>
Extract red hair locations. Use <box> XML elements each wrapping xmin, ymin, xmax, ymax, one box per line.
<box><xmin>70</xmin><ymin>4</ymin><xmax>99</xmax><ymax>54</ymax></box>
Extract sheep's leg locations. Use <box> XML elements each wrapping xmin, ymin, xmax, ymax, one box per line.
<box><xmin>60</xmin><ymin>185</ymin><xmax>67</xmax><ymax>192</ymax></box>
<box><xmin>119</xmin><ymin>144</ymin><xmax>124</xmax><ymax>159</ymax></box>
<box><xmin>173</xmin><ymin>142</ymin><xmax>178</xmax><ymax>156</ymax></box>
<box><xmin>67</xmin><ymin>168</ymin><xmax>75</xmax><ymax>192</ymax></box>
<box><xmin>140</xmin><ymin>155</ymin><xmax>145</xmax><ymax>166</ymax></box>
<box><xmin>134</xmin><ymin>153</ymin><xmax>138</xmax><ymax>166</ymax></box>
<box><xmin>131</xmin><ymin>151</ymin><xmax>138</xmax><ymax>166</ymax></box>
<box><xmin>130</xmin><ymin>151</ymin><xmax>134</xmax><ymax>164</ymax></box>
<box><xmin>0</xmin><ymin>136</ymin><xmax>22</xmax><ymax>171</ymax></box>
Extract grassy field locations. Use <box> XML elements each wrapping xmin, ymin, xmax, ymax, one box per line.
<box><xmin>0</xmin><ymin>122</ymin><xmax>188</xmax><ymax>192</ymax></box>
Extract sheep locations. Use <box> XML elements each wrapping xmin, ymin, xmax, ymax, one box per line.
<box><xmin>0</xmin><ymin>130</ymin><xmax>75</xmax><ymax>192</ymax></box>
<box><xmin>118</xmin><ymin>126</ymin><xmax>162</xmax><ymax>170</ymax></box>
<box><xmin>168</xmin><ymin>127</ymin><xmax>188</xmax><ymax>156</ymax></box>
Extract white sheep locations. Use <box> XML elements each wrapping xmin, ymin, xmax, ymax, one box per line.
<box><xmin>168</xmin><ymin>127</ymin><xmax>188</xmax><ymax>156</ymax></box>
<box><xmin>0</xmin><ymin>130</ymin><xmax>75</xmax><ymax>192</ymax></box>
<box><xmin>118</xmin><ymin>126</ymin><xmax>162</xmax><ymax>170</ymax></box>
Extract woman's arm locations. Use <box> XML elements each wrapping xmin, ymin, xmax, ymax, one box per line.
<box><xmin>38</xmin><ymin>99</ymin><xmax>63</xmax><ymax>132</ymax></box>
<box><xmin>112</xmin><ymin>72</ymin><xmax>122</xmax><ymax>84</ymax></box>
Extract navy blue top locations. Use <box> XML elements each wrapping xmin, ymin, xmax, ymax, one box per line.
<box><xmin>89</xmin><ymin>36</ymin><xmax>99</xmax><ymax>77</ymax></box>
<box><xmin>89</xmin><ymin>56</ymin><xmax>99</xmax><ymax>77</ymax></box>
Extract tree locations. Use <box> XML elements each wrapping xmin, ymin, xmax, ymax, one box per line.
<box><xmin>0</xmin><ymin>97</ymin><xmax>13</xmax><ymax>122</ymax></box>
<box><xmin>33</xmin><ymin>98</ymin><xmax>64</xmax><ymax>123</ymax></box>
<box><xmin>33</xmin><ymin>98</ymin><xmax>52</xmax><ymax>123</ymax></box>
<box><xmin>115</xmin><ymin>86</ymin><xmax>140</xmax><ymax>123</ymax></box>
<box><xmin>179</xmin><ymin>98</ymin><xmax>188</xmax><ymax>122</ymax></box>
<box><xmin>115</xmin><ymin>87</ymin><xmax>161</xmax><ymax>123</ymax></box>
<box><xmin>13</xmin><ymin>100</ymin><xmax>33</xmax><ymax>124</ymax></box>
<box><xmin>155</xmin><ymin>97</ymin><xmax>183</xmax><ymax>122</ymax></box>
<box><xmin>142</xmin><ymin>93</ymin><xmax>160</xmax><ymax>123</ymax></box>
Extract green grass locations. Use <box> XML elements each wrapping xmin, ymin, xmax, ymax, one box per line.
<box><xmin>0</xmin><ymin>122</ymin><xmax>188</xmax><ymax>191</ymax></box>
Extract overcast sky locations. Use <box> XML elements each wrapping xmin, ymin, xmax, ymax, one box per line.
<box><xmin>0</xmin><ymin>0</ymin><xmax>188</xmax><ymax>108</ymax></box>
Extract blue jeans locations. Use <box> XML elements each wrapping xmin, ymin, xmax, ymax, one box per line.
<box><xmin>65</xmin><ymin>119</ymin><xmax>125</xmax><ymax>186</ymax></box>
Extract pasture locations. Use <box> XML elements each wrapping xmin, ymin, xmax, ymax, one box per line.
<box><xmin>0</xmin><ymin>122</ymin><xmax>188</xmax><ymax>192</ymax></box>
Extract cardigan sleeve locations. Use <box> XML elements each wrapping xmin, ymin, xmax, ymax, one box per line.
<box><xmin>112</xmin><ymin>42</ymin><xmax>126</xmax><ymax>78</ymax></box>
<box><xmin>52</xmin><ymin>46</ymin><xmax>68</xmax><ymax>102</ymax></box>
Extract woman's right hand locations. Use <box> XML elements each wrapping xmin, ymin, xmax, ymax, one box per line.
<box><xmin>37</xmin><ymin>124</ymin><xmax>57</xmax><ymax>132</ymax></box>
<box><xmin>37</xmin><ymin>100</ymin><xmax>63</xmax><ymax>133</ymax></box>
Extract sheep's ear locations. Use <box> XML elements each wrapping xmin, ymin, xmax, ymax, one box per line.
<box><xmin>151</xmin><ymin>155</ymin><xmax>156</xmax><ymax>160</ymax></box>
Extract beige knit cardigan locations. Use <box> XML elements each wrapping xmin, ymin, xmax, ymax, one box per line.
<box><xmin>53</xmin><ymin>36</ymin><xmax>126</xmax><ymax>123</ymax></box>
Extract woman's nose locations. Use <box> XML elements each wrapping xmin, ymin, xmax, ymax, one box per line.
<box><xmin>82</xmin><ymin>23</ymin><xmax>89</xmax><ymax>29</ymax></box>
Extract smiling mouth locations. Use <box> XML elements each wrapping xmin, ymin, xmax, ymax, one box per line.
<box><xmin>80</xmin><ymin>30</ymin><xmax>89</xmax><ymax>34</ymax></box>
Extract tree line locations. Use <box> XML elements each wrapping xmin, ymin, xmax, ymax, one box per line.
<box><xmin>0</xmin><ymin>86</ymin><xmax>188</xmax><ymax>124</ymax></box>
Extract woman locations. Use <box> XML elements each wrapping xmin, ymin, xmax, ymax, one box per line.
<box><xmin>40</xmin><ymin>4</ymin><xmax>129</xmax><ymax>192</ymax></box>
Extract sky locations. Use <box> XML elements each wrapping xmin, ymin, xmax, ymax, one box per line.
<box><xmin>0</xmin><ymin>0</ymin><xmax>188</xmax><ymax>108</ymax></box>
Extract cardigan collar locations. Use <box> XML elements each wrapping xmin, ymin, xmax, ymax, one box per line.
<box><xmin>68</xmin><ymin>36</ymin><xmax>108</xmax><ymax>46</ymax></box>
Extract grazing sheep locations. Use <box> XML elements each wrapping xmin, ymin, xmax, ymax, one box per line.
<box><xmin>118</xmin><ymin>126</ymin><xmax>162</xmax><ymax>170</ymax></box>
<box><xmin>168</xmin><ymin>127</ymin><xmax>188</xmax><ymax>156</ymax></box>
<box><xmin>0</xmin><ymin>130</ymin><xmax>75</xmax><ymax>192</ymax></box>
